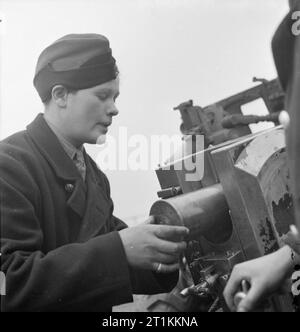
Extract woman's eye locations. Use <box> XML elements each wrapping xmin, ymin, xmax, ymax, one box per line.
<box><xmin>97</xmin><ymin>94</ymin><xmax>107</xmax><ymax>101</ymax></box>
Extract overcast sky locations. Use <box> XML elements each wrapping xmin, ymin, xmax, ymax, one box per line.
<box><xmin>0</xmin><ymin>0</ymin><xmax>289</xmax><ymax>223</ymax></box>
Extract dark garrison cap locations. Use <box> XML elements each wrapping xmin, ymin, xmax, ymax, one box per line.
<box><xmin>33</xmin><ymin>34</ymin><xmax>118</xmax><ymax>102</ymax></box>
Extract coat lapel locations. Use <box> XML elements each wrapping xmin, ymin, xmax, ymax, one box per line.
<box><xmin>27</xmin><ymin>113</ymin><xmax>86</xmax><ymax>219</ymax></box>
<box><xmin>76</xmin><ymin>155</ymin><xmax>112</xmax><ymax>242</ymax></box>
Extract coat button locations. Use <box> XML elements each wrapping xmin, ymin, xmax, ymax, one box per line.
<box><xmin>65</xmin><ymin>183</ymin><xmax>74</xmax><ymax>193</ymax></box>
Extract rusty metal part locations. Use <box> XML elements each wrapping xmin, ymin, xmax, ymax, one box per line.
<box><xmin>211</xmin><ymin>128</ymin><xmax>293</xmax><ymax>258</ymax></box>
<box><xmin>150</xmin><ymin>184</ymin><xmax>232</xmax><ymax>243</ymax></box>
<box><xmin>279</xmin><ymin>17</ymin><xmax>300</xmax><ymax>246</ymax></box>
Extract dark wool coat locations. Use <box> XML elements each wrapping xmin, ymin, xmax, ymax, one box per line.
<box><xmin>0</xmin><ymin>114</ymin><xmax>177</xmax><ymax>312</ymax></box>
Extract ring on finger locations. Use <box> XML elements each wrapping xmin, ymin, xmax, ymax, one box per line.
<box><xmin>156</xmin><ymin>263</ymin><xmax>162</xmax><ymax>273</ymax></box>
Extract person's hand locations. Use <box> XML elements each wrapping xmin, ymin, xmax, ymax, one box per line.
<box><xmin>223</xmin><ymin>246</ymin><xmax>294</xmax><ymax>312</ymax></box>
<box><xmin>119</xmin><ymin>216</ymin><xmax>189</xmax><ymax>273</ymax></box>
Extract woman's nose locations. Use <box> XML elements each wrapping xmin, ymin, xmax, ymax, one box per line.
<box><xmin>108</xmin><ymin>104</ymin><xmax>119</xmax><ymax>116</ymax></box>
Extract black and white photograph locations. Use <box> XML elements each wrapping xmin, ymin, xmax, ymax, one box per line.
<box><xmin>0</xmin><ymin>0</ymin><xmax>300</xmax><ymax>317</ymax></box>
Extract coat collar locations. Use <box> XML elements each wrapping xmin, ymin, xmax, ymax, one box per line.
<box><xmin>27</xmin><ymin>113</ymin><xmax>82</xmax><ymax>182</ymax></box>
<box><xmin>44</xmin><ymin>116</ymin><xmax>84</xmax><ymax>162</ymax></box>
<box><xmin>27</xmin><ymin>113</ymin><xmax>86</xmax><ymax>218</ymax></box>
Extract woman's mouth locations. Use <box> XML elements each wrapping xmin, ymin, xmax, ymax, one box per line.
<box><xmin>97</xmin><ymin>123</ymin><xmax>111</xmax><ymax>130</ymax></box>
<box><xmin>99</xmin><ymin>122</ymin><xmax>112</xmax><ymax>128</ymax></box>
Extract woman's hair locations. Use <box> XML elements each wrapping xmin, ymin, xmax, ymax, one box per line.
<box><xmin>43</xmin><ymin>65</ymin><xmax>119</xmax><ymax>106</ymax></box>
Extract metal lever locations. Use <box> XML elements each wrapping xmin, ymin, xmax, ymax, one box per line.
<box><xmin>180</xmin><ymin>273</ymin><xmax>219</xmax><ymax>297</ymax></box>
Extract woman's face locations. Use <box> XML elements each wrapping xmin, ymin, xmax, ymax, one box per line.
<box><xmin>63</xmin><ymin>77</ymin><xmax>120</xmax><ymax>147</ymax></box>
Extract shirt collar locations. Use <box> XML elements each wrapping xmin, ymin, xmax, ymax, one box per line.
<box><xmin>44</xmin><ymin>117</ymin><xmax>84</xmax><ymax>161</ymax></box>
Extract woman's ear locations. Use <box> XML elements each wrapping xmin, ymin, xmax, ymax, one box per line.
<box><xmin>51</xmin><ymin>85</ymin><xmax>68</xmax><ymax>108</ymax></box>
